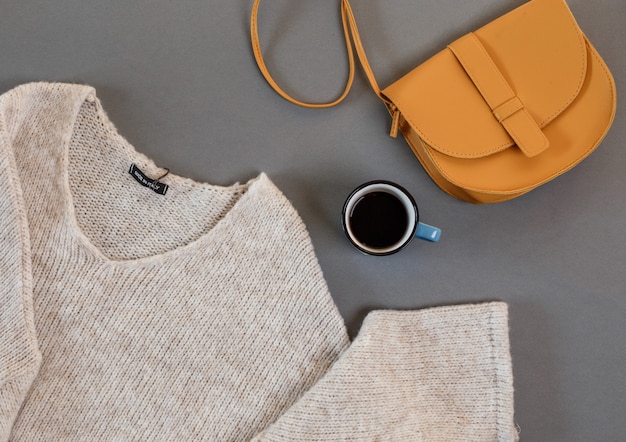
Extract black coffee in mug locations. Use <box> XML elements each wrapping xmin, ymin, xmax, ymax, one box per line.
<box><xmin>342</xmin><ymin>181</ymin><xmax>441</xmax><ymax>256</ymax></box>
<box><xmin>349</xmin><ymin>191</ymin><xmax>408</xmax><ymax>248</ymax></box>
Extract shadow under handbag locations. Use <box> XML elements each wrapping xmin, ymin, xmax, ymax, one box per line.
<box><xmin>251</xmin><ymin>0</ymin><xmax>616</xmax><ymax>203</ymax></box>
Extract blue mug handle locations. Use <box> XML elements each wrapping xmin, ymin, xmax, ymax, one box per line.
<box><xmin>416</xmin><ymin>222</ymin><xmax>442</xmax><ymax>242</ymax></box>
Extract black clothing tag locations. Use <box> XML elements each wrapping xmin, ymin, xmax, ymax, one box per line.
<box><xmin>129</xmin><ymin>164</ymin><xmax>169</xmax><ymax>195</ymax></box>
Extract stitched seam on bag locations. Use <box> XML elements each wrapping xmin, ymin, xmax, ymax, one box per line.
<box><xmin>502</xmin><ymin>110</ymin><xmax>548</xmax><ymax>156</ymax></box>
<box><xmin>394</xmin><ymin>80</ymin><xmax>512</xmax><ymax>158</ymax></box>
<box><xmin>464</xmin><ymin>33</ymin><xmax>515</xmax><ymax>113</ymax></box>
<box><xmin>417</xmin><ymin>136</ymin><xmax>512</xmax><ymax>194</ymax></box>
<box><xmin>539</xmin><ymin>0</ymin><xmax>588</xmax><ymax>127</ymax></box>
<box><xmin>413</xmin><ymin>134</ymin><xmax>524</xmax><ymax>197</ymax></box>
<box><xmin>404</xmin><ymin>38</ymin><xmax>510</xmax><ymax>158</ymax></box>
<box><xmin>447</xmin><ymin>34</ymin><xmax>518</xmax><ymax>157</ymax></box>
<box><xmin>538</xmin><ymin>0</ymin><xmax>587</xmax><ymax>127</ymax></box>
<box><xmin>399</xmin><ymin>0</ymin><xmax>591</xmax><ymax>162</ymax></box>
<box><xmin>548</xmin><ymin>43</ymin><xmax>616</xmax><ymax>175</ymax></box>
<box><xmin>424</xmin><ymin>44</ymin><xmax>614</xmax><ymax>194</ymax></box>
<box><xmin>453</xmin><ymin>33</ymin><xmax>550</xmax><ymax>157</ymax></box>
<box><xmin>452</xmin><ymin>2</ymin><xmax>587</xmax><ymax>142</ymax></box>
<box><xmin>399</xmin><ymin>108</ymin><xmax>511</xmax><ymax>159</ymax></box>
<box><xmin>464</xmin><ymin>0</ymin><xmax>587</xmax><ymax>128</ymax></box>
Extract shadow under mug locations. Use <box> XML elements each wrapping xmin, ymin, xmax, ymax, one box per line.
<box><xmin>342</xmin><ymin>181</ymin><xmax>441</xmax><ymax>256</ymax></box>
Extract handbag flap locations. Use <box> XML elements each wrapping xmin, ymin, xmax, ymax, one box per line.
<box><xmin>381</xmin><ymin>0</ymin><xmax>587</xmax><ymax>158</ymax></box>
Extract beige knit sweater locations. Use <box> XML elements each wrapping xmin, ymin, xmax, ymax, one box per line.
<box><xmin>0</xmin><ymin>82</ymin><xmax>517</xmax><ymax>441</ymax></box>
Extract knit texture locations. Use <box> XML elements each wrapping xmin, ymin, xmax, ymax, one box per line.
<box><xmin>0</xmin><ymin>96</ymin><xmax>41</xmax><ymax>440</ymax></box>
<box><xmin>253</xmin><ymin>305</ymin><xmax>516</xmax><ymax>441</ymax></box>
<box><xmin>0</xmin><ymin>82</ymin><xmax>518</xmax><ymax>441</ymax></box>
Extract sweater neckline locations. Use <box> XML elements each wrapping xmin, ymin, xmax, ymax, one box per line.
<box><xmin>62</xmin><ymin>87</ymin><xmax>265</xmax><ymax>267</ymax></box>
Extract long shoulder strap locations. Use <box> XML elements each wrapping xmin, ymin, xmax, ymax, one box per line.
<box><xmin>250</xmin><ymin>0</ymin><xmax>386</xmax><ymax>108</ymax></box>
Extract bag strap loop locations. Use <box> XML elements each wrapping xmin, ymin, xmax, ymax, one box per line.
<box><xmin>250</xmin><ymin>0</ymin><xmax>386</xmax><ymax>108</ymax></box>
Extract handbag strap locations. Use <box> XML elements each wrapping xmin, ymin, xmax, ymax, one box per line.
<box><xmin>250</xmin><ymin>0</ymin><xmax>388</xmax><ymax>109</ymax></box>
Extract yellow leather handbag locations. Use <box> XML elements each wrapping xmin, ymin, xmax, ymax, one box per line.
<box><xmin>251</xmin><ymin>0</ymin><xmax>616</xmax><ymax>203</ymax></box>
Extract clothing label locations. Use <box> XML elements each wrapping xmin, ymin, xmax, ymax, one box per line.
<box><xmin>129</xmin><ymin>164</ymin><xmax>169</xmax><ymax>195</ymax></box>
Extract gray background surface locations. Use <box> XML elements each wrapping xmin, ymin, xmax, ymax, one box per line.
<box><xmin>1</xmin><ymin>0</ymin><xmax>624</xmax><ymax>440</ymax></box>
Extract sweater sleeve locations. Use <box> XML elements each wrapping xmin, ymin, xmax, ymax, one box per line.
<box><xmin>252</xmin><ymin>302</ymin><xmax>518</xmax><ymax>442</ymax></box>
<box><xmin>0</xmin><ymin>88</ymin><xmax>42</xmax><ymax>440</ymax></box>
